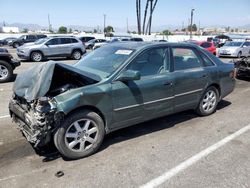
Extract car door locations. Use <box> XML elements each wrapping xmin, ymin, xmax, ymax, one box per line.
<box><xmin>44</xmin><ymin>38</ymin><xmax>61</xmax><ymax>56</ymax></box>
<box><xmin>171</xmin><ymin>47</ymin><xmax>208</xmax><ymax>112</ymax></box>
<box><xmin>60</xmin><ymin>38</ymin><xmax>73</xmax><ymax>55</ymax></box>
<box><xmin>111</xmin><ymin>47</ymin><xmax>174</xmax><ymax>129</ymax></box>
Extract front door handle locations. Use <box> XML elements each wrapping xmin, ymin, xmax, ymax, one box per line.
<box><xmin>164</xmin><ymin>81</ymin><xmax>173</xmax><ymax>86</ymax></box>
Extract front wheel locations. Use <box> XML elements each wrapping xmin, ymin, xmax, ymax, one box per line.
<box><xmin>196</xmin><ymin>86</ymin><xmax>219</xmax><ymax>116</ymax></box>
<box><xmin>54</xmin><ymin>110</ymin><xmax>105</xmax><ymax>159</ymax></box>
<box><xmin>31</xmin><ymin>51</ymin><xmax>43</xmax><ymax>62</ymax></box>
<box><xmin>237</xmin><ymin>51</ymin><xmax>242</xmax><ymax>58</ymax></box>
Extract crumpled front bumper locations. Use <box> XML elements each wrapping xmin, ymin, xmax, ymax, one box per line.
<box><xmin>9</xmin><ymin>99</ymin><xmax>59</xmax><ymax>147</ymax></box>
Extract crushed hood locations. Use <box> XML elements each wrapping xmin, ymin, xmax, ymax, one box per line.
<box><xmin>13</xmin><ymin>61</ymin><xmax>101</xmax><ymax>102</ymax></box>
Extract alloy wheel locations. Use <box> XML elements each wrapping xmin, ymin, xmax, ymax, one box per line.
<box><xmin>202</xmin><ymin>90</ymin><xmax>217</xmax><ymax>113</ymax></box>
<box><xmin>64</xmin><ymin>119</ymin><xmax>99</xmax><ymax>152</ymax></box>
<box><xmin>0</xmin><ymin>65</ymin><xmax>9</xmax><ymax>80</ymax></box>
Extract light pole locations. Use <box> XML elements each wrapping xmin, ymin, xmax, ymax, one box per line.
<box><xmin>190</xmin><ymin>8</ymin><xmax>195</xmax><ymax>39</ymax></box>
<box><xmin>103</xmin><ymin>14</ymin><xmax>106</xmax><ymax>38</ymax></box>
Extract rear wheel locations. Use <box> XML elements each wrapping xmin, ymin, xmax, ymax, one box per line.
<box><xmin>31</xmin><ymin>51</ymin><xmax>43</xmax><ymax>62</ymax></box>
<box><xmin>54</xmin><ymin>110</ymin><xmax>105</xmax><ymax>159</ymax></box>
<box><xmin>71</xmin><ymin>50</ymin><xmax>82</xmax><ymax>60</ymax></box>
<box><xmin>237</xmin><ymin>51</ymin><xmax>242</xmax><ymax>58</ymax></box>
<box><xmin>196</xmin><ymin>86</ymin><xmax>219</xmax><ymax>116</ymax></box>
<box><xmin>0</xmin><ymin>60</ymin><xmax>13</xmax><ymax>83</ymax></box>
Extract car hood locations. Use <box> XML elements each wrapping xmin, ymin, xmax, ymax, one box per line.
<box><xmin>220</xmin><ymin>46</ymin><xmax>239</xmax><ymax>51</ymax></box>
<box><xmin>13</xmin><ymin>61</ymin><xmax>101</xmax><ymax>102</ymax></box>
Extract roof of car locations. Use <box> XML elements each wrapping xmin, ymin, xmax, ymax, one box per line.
<box><xmin>105</xmin><ymin>41</ymin><xmax>199</xmax><ymax>50</ymax></box>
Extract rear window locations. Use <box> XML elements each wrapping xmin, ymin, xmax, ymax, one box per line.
<box><xmin>71</xmin><ymin>38</ymin><xmax>79</xmax><ymax>43</ymax></box>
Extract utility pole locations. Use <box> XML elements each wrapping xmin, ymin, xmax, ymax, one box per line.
<box><xmin>103</xmin><ymin>14</ymin><xmax>106</xmax><ymax>37</ymax></box>
<box><xmin>190</xmin><ymin>8</ymin><xmax>195</xmax><ymax>39</ymax></box>
<box><xmin>48</xmin><ymin>14</ymin><xmax>52</xmax><ymax>32</ymax></box>
<box><xmin>126</xmin><ymin>18</ymin><xmax>129</xmax><ymax>33</ymax></box>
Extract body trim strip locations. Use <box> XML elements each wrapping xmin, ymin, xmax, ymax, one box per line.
<box><xmin>113</xmin><ymin>88</ymin><xmax>203</xmax><ymax>112</ymax></box>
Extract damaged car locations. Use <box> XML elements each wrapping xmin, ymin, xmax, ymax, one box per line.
<box><xmin>235</xmin><ymin>56</ymin><xmax>250</xmax><ymax>78</ymax></box>
<box><xmin>9</xmin><ymin>42</ymin><xmax>235</xmax><ymax>159</ymax></box>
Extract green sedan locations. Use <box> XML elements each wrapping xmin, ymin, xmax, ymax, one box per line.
<box><xmin>9</xmin><ymin>42</ymin><xmax>235</xmax><ymax>159</ymax></box>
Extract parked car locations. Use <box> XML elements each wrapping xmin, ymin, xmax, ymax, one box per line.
<box><xmin>152</xmin><ymin>39</ymin><xmax>168</xmax><ymax>42</ymax></box>
<box><xmin>218</xmin><ymin>41</ymin><xmax>250</xmax><ymax>58</ymax></box>
<box><xmin>17</xmin><ymin>36</ymin><xmax>86</xmax><ymax>62</ymax></box>
<box><xmin>235</xmin><ymin>56</ymin><xmax>250</xmax><ymax>78</ymax></box>
<box><xmin>186</xmin><ymin>40</ymin><xmax>217</xmax><ymax>55</ymax></box>
<box><xmin>214</xmin><ymin>34</ymin><xmax>231</xmax><ymax>47</ymax></box>
<box><xmin>130</xmin><ymin>37</ymin><xmax>143</xmax><ymax>42</ymax></box>
<box><xmin>9</xmin><ymin>42</ymin><xmax>235</xmax><ymax>159</ymax></box>
<box><xmin>9</xmin><ymin>34</ymin><xmax>47</xmax><ymax>48</ymax></box>
<box><xmin>0</xmin><ymin>48</ymin><xmax>20</xmax><ymax>83</ymax></box>
<box><xmin>85</xmin><ymin>39</ymin><xmax>107</xmax><ymax>49</ymax></box>
<box><xmin>78</xmin><ymin>36</ymin><xmax>95</xmax><ymax>45</ymax></box>
<box><xmin>0</xmin><ymin>37</ymin><xmax>17</xmax><ymax>46</ymax></box>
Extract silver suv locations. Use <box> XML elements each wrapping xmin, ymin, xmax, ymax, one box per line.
<box><xmin>17</xmin><ymin>36</ymin><xmax>86</xmax><ymax>62</ymax></box>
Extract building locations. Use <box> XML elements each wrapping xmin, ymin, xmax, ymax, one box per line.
<box><xmin>0</xmin><ymin>26</ymin><xmax>19</xmax><ymax>33</ymax></box>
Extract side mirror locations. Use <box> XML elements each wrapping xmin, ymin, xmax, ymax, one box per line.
<box><xmin>242</xmin><ymin>45</ymin><xmax>247</xmax><ymax>48</ymax></box>
<box><xmin>116</xmin><ymin>70</ymin><xmax>141</xmax><ymax>82</ymax></box>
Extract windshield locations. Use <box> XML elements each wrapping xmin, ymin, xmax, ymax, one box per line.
<box><xmin>224</xmin><ymin>42</ymin><xmax>243</xmax><ymax>47</ymax></box>
<box><xmin>34</xmin><ymin>38</ymin><xmax>48</xmax><ymax>44</ymax></box>
<box><xmin>19</xmin><ymin>35</ymin><xmax>25</xmax><ymax>39</ymax></box>
<box><xmin>75</xmin><ymin>45</ymin><xmax>134</xmax><ymax>78</ymax></box>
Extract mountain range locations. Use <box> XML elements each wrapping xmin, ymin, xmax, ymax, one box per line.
<box><xmin>1</xmin><ymin>22</ymin><xmax>250</xmax><ymax>32</ymax></box>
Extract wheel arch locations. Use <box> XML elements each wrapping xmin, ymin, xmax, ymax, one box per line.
<box><xmin>65</xmin><ymin>105</ymin><xmax>107</xmax><ymax>131</ymax></box>
<box><xmin>208</xmin><ymin>83</ymin><xmax>221</xmax><ymax>98</ymax></box>
<box><xmin>71</xmin><ymin>48</ymin><xmax>83</xmax><ymax>55</ymax></box>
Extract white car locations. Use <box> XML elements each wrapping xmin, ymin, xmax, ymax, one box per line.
<box><xmin>218</xmin><ymin>41</ymin><xmax>250</xmax><ymax>58</ymax></box>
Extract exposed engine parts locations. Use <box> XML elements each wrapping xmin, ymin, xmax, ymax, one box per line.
<box><xmin>235</xmin><ymin>57</ymin><xmax>250</xmax><ymax>78</ymax></box>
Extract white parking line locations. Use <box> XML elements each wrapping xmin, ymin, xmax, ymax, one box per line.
<box><xmin>0</xmin><ymin>115</ymin><xmax>10</xmax><ymax>119</ymax></box>
<box><xmin>140</xmin><ymin>123</ymin><xmax>250</xmax><ymax>188</ymax></box>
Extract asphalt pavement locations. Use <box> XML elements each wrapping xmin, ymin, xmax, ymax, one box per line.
<box><xmin>0</xmin><ymin>46</ymin><xmax>249</xmax><ymax>188</ymax></box>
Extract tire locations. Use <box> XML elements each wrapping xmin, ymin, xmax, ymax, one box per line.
<box><xmin>54</xmin><ymin>110</ymin><xmax>105</xmax><ymax>159</ymax></box>
<box><xmin>13</xmin><ymin>43</ymin><xmax>20</xmax><ymax>48</ymax></box>
<box><xmin>71</xmin><ymin>50</ymin><xmax>82</xmax><ymax>60</ymax></box>
<box><xmin>237</xmin><ymin>51</ymin><xmax>242</xmax><ymax>58</ymax></box>
<box><xmin>196</xmin><ymin>86</ymin><xmax>219</xmax><ymax>116</ymax></box>
<box><xmin>30</xmin><ymin>51</ymin><xmax>43</xmax><ymax>62</ymax></box>
<box><xmin>0</xmin><ymin>60</ymin><xmax>13</xmax><ymax>83</ymax></box>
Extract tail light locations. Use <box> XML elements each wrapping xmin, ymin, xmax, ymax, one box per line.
<box><xmin>229</xmin><ymin>69</ymin><xmax>236</xmax><ymax>78</ymax></box>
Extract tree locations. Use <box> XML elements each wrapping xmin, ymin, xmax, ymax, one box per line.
<box><xmin>58</xmin><ymin>26</ymin><xmax>67</xmax><ymax>34</ymax></box>
<box><xmin>69</xmin><ymin>28</ymin><xmax>72</xmax><ymax>33</ymax></box>
<box><xmin>187</xmin><ymin>24</ymin><xmax>197</xmax><ymax>32</ymax></box>
<box><xmin>137</xmin><ymin>0</ymin><xmax>159</xmax><ymax>35</ymax></box>
<box><xmin>22</xmin><ymin>28</ymin><xmax>28</xmax><ymax>33</ymax></box>
<box><xmin>93</xmin><ymin>29</ymin><xmax>98</xmax><ymax>33</ymax></box>
<box><xmin>104</xmin><ymin>25</ymin><xmax>114</xmax><ymax>33</ymax></box>
<box><xmin>162</xmin><ymin>30</ymin><xmax>172</xmax><ymax>35</ymax></box>
<box><xmin>136</xmin><ymin>0</ymin><xmax>141</xmax><ymax>34</ymax></box>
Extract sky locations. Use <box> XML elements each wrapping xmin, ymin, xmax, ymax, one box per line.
<box><xmin>0</xmin><ymin>0</ymin><xmax>250</xmax><ymax>29</ymax></box>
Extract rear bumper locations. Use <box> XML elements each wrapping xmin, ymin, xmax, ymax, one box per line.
<box><xmin>17</xmin><ymin>53</ymin><xmax>29</xmax><ymax>60</ymax></box>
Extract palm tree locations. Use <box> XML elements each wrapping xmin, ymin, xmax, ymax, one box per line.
<box><xmin>142</xmin><ymin>0</ymin><xmax>150</xmax><ymax>34</ymax></box>
<box><xmin>145</xmin><ymin>0</ymin><xmax>158</xmax><ymax>35</ymax></box>
<box><xmin>136</xmin><ymin>0</ymin><xmax>142</xmax><ymax>34</ymax></box>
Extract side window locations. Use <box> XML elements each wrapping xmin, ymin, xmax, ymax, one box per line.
<box><xmin>199</xmin><ymin>52</ymin><xmax>215</xmax><ymax>67</ymax></box>
<box><xmin>126</xmin><ymin>48</ymin><xmax>169</xmax><ymax>77</ymax></box>
<box><xmin>27</xmin><ymin>35</ymin><xmax>36</xmax><ymax>40</ymax></box>
<box><xmin>71</xmin><ymin>38</ymin><xmax>78</xmax><ymax>43</ymax></box>
<box><xmin>46</xmin><ymin>38</ymin><xmax>60</xmax><ymax>45</ymax></box>
<box><xmin>60</xmin><ymin>38</ymin><xmax>72</xmax><ymax>44</ymax></box>
<box><xmin>173</xmin><ymin>48</ymin><xmax>202</xmax><ymax>71</ymax></box>
<box><xmin>243</xmin><ymin>42</ymin><xmax>250</xmax><ymax>46</ymax></box>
